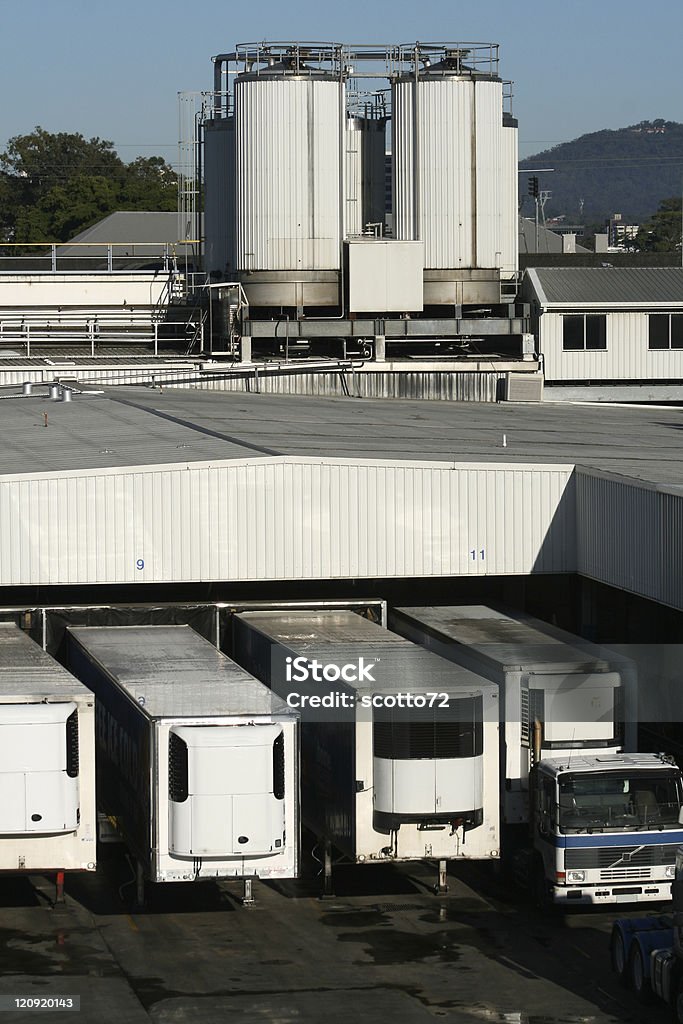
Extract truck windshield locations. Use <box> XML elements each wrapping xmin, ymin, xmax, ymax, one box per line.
<box><xmin>558</xmin><ymin>770</ymin><xmax>682</xmax><ymax>833</ymax></box>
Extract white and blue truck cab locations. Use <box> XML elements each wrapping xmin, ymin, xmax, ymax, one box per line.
<box><xmin>533</xmin><ymin>752</ymin><xmax>683</xmax><ymax>906</ymax></box>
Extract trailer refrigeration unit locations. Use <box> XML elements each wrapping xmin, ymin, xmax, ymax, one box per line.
<box><xmin>66</xmin><ymin>625</ymin><xmax>298</xmax><ymax>903</ymax></box>
<box><xmin>389</xmin><ymin>605</ymin><xmax>683</xmax><ymax>906</ymax></box>
<box><xmin>0</xmin><ymin>622</ymin><xmax>96</xmax><ymax>893</ymax></box>
<box><xmin>232</xmin><ymin>610</ymin><xmax>499</xmax><ymax>894</ymax></box>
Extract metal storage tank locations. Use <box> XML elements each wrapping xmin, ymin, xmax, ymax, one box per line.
<box><xmin>204</xmin><ymin>117</ymin><xmax>235</xmax><ymax>278</ymax></box>
<box><xmin>234</xmin><ymin>59</ymin><xmax>343</xmax><ymax>308</ymax></box>
<box><xmin>500</xmin><ymin>111</ymin><xmax>519</xmax><ymax>280</ymax></box>
<box><xmin>392</xmin><ymin>47</ymin><xmax>507</xmax><ymax>305</ymax></box>
<box><xmin>345</xmin><ymin>108</ymin><xmax>388</xmax><ymax>237</ymax></box>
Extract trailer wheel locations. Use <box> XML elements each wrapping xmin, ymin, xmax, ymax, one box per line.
<box><xmin>609</xmin><ymin>926</ymin><xmax>629</xmax><ymax>986</ymax></box>
<box><xmin>628</xmin><ymin>943</ymin><xmax>652</xmax><ymax>1004</ymax></box>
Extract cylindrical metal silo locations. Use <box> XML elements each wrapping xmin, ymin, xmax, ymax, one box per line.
<box><xmin>204</xmin><ymin>117</ymin><xmax>235</xmax><ymax>278</ymax></box>
<box><xmin>500</xmin><ymin>111</ymin><xmax>519</xmax><ymax>280</ymax></box>
<box><xmin>234</xmin><ymin>63</ymin><xmax>343</xmax><ymax>308</ymax></box>
<box><xmin>345</xmin><ymin>114</ymin><xmax>388</xmax><ymax>237</ymax></box>
<box><xmin>392</xmin><ymin>51</ymin><xmax>507</xmax><ymax>305</ymax></box>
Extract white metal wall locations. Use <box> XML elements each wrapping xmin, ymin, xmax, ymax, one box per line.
<box><xmin>345</xmin><ymin>118</ymin><xmax>386</xmax><ymax>237</ymax></box>
<box><xmin>577</xmin><ymin>469</ymin><xmax>683</xmax><ymax>611</ymax></box>
<box><xmin>235</xmin><ymin>77</ymin><xmax>341</xmax><ymax>271</ymax></box>
<box><xmin>539</xmin><ymin>311</ymin><xmax>683</xmax><ymax>381</ymax></box>
<box><xmin>0</xmin><ymin>458</ymin><xmax>575</xmax><ymax>586</ymax></box>
<box><xmin>0</xmin><ymin>275</ymin><xmax>167</xmax><ymax>308</ymax></box>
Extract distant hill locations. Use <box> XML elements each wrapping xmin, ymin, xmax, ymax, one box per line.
<box><xmin>519</xmin><ymin>120</ymin><xmax>683</xmax><ymax>226</ymax></box>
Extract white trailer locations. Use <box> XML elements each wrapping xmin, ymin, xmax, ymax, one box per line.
<box><xmin>66</xmin><ymin>625</ymin><xmax>298</xmax><ymax>901</ymax></box>
<box><xmin>232</xmin><ymin>610</ymin><xmax>499</xmax><ymax>894</ymax></box>
<box><xmin>0</xmin><ymin>622</ymin><xmax>96</xmax><ymax>890</ymax></box>
<box><xmin>389</xmin><ymin>606</ymin><xmax>683</xmax><ymax>907</ymax></box>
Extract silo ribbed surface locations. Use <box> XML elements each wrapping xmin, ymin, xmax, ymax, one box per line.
<box><xmin>392</xmin><ymin>75</ymin><xmax>504</xmax><ymax>272</ymax></box>
<box><xmin>234</xmin><ymin>75</ymin><xmax>341</xmax><ymax>272</ymax></box>
<box><xmin>500</xmin><ymin>117</ymin><xmax>519</xmax><ymax>278</ymax></box>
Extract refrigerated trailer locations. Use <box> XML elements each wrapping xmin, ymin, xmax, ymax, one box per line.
<box><xmin>389</xmin><ymin>606</ymin><xmax>683</xmax><ymax>906</ymax></box>
<box><xmin>232</xmin><ymin>610</ymin><xmax>499</xmax><ymax>893</ymax></box>
<box><xmin>66</xmin><ymin>625</ymin><xmax>298</xmax><ymax>900</ymax></box>
<box><xmin>0</xmin><ymin>622</ymin><xmax>96</xmax><ymax>887</ymax></box>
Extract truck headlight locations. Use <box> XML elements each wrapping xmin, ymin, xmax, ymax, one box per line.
<box><xmin>567</xmin><ymin>870</ymin><xmax>586</xmax><ymax>883</ymax></box>
<box><xmin>666</xmin><ymin>865</ymin><xmax>676</xmax><ymax>878</ymax></box>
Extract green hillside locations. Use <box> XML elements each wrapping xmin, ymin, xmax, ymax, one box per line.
<box><xmin>519</xmin><ymin>120</ymin><xmax>683</xmax><ymax>225</ymax></box>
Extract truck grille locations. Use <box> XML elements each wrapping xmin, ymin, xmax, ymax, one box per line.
<box><xmin>599</xmin><ymin>867</ymin><xmax>651</xmax><ymax>881</ymax></box>
<box><xmin>565</xmin><ymin>844</ymin><xmax>677</xmax><ymax>870</ymax></box>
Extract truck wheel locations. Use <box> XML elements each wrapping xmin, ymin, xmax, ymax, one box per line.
<box><xmin>609</xmin><ymin>926</ymin><xmax>629</xmax><ymax>986</ymax></box>
<box><xmin>533</xmin><ymin>862</ymin><xmax>552</xmax><ymax>912</ymax></box>
<box><xmin>628</xmin><ymin>943</ymin><xmax>652</xmax><ymax>1004</ymax></box>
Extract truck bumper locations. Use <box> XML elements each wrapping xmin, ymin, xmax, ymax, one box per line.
<box><xmin>553</xmin><ymin>882</ymin><xmax>671</xmax><ymax>906</ymax></box>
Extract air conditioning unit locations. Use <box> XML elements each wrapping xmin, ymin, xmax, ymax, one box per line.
<box><xmin>503</xmin><ymin>372</ymin><xmax>544</xmax><ymax>403</ymax></box>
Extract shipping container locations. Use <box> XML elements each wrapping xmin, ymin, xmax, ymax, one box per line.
<box><xmin>232</xmin><ymin>610</ymin><xmax>499</xmax><ymax>892</ymax></box>
<box><xmin>0</xmin><ymin>622</ymin><xmax>96</xmax><ymax>878</ymax></box>
<box><xmin>66</xmin><ymin>625</ymin><xmax>298</xmax><ymax>893</ymax></box>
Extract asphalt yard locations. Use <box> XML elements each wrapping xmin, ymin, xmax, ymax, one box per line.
<box><xmin>0</xmin><ymin>848</ymin><xmax>669</xmax><ymax>1024</ymax></box>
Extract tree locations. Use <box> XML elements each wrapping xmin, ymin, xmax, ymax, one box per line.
<box><xmin>0</xmin><ymin>127</ymin><xmax>177</xmax><ymax>245</ymax></box>
<box><xmin>634</xmin><ymin>196</ymin><xmax>682</xmax><ymax>252</ymax></box>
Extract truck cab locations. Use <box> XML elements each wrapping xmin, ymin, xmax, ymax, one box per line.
<box><xmin>531</xmin><ymin>753</ymin><xmax>683</xmax><ymax>906</ymax></box>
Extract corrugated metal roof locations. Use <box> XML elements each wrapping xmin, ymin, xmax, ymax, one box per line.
<box><xmin>528</xmin><ymin>267</ymin><xmax>683</xmax><ymax>306</ymax></box>
<box><xmin>0</xmin><ymin>622</ymin><xmax>88</xmax><ymax>698</ymax></box>
<box><xmin>0</xmin><ymin>388</ymin><xmax>681</xmax><ymax>486</ymax></box>
<box><xmin>518</xmin><ymin>219</ymin><xmax>590</xmax><ymax>255</ymax></box>
<box><xmin>68</xmin><ymin>625</ymin><xmax>290</xmax><ymax>718</ymax></box>
<box><xmin>64</xmin><ymin>212</ymin><xmax>183</xmax><ymax>252</ymax></box>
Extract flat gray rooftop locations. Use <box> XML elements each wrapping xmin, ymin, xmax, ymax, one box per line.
<box><xmin>1</xmin><ymin>386</ymin><xmax>681</xmax><ymax>488</ymax></box>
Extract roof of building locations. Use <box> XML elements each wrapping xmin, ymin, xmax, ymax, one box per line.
<box><xmin>518</xmin><ymin>218</ymin><xmax>591</xmax><ymax>255</ymax></box>
<box><xmin>527</xmin><ymin>267</ymin><xmax>683</xmax><ymax>307</ymax></box>
<box><xmin>0</xmin><ymin>386</ymin><xmax>681</xmax><ymax>488</ymax></box>
<box><xmin>66</xmin><ymin>212</ymin><xmax>181</xmax><ymax>247</ymax></box>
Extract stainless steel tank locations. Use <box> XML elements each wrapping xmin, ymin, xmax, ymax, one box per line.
<box><xmin>345</xmin><ymin>111</ymin><xmax>387</xmax><ymax>237</ymax></box>
<box><xmin>234</xmin><ymin>60</ymin><xmax>343</xmax><ymax>308</ymax></box>
<box><xmin>203</xmin><ymin>117</ymin><xmax>235</xmax><ymax>278</ymax></box>
<box><xmin>392</xmin><ymin>48</ymin><xmax>507</xmax><ymax>305</ymax></box>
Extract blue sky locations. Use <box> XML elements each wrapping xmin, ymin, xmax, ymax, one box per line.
<box><xmin>1</xmin><ymin>0</ymin><xmax>681</xmax><ymax>166</ymax></box>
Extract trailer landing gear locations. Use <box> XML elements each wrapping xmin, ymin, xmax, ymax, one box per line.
<box><xmin>241</xmin><ymin>877</ymin><xmax>256</xmax><ymax>907</ymax></box>
<box><xmin>320</xmin><ymin>839</ymin><xmax>335</xmax><ymax>900</ymax></box>
<box><xmin>55</xmin><ymin>870</ymin><xmax>65</xmax><ymax>905</ymax></box>
<box><xmin>434</xmin><ymin>860</ymin><xmax>449</xmax><ymax>895</ymax></box>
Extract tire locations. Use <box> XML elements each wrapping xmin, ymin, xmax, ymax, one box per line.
<box><xmin>628</xmin><ymin>943</ymin><xmax>652</xmax><ymax>1004</ymax></box>
<box><xmin>610</xmin><ymin>926</ymin><xmax>629</xmax><ymax>987</ymax></box>
<box><xmin>533</xmin><ymin>862</ymin><xmax>552</xmax><ymax>912</ymax></box>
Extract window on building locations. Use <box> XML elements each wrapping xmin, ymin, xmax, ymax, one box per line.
<box><xmin>562</xmin><ymin>314</ymin><xmax>607</xmax><ymax>351</ymax></box>
<box><xmin>648</xmin><ymin>314</ymin><xmax>683</xmax><ymax>350</ymax></box>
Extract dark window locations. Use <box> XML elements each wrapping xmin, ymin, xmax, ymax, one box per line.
<box><xmin>648</xmin><ymin>313</ymin><xmax>683</xmax><ymax>350</ymax></box>
<box><xmin>649</xmin><ymin>314</ymin><xmax>670</xmax><ymax>349</ymax></box>
<box><xmin>169</xmin><ymin>732</ymin><xmax>189</xmax><ymax>802</ymax></box>
<box><xmin>562</xmin><ymin>316</ymin><xmax>584</xmax><ymax>351</ymax></box>
<box><xmin>66</xmin><ymin>710</ymin><xmax>79</xmax><ymax>778</ymax></box>
<box><xmin>373</xmin><ymin>696</ymin><xmax>483</xmax><ymax>760</ymax></box>
<box><xmin>585</xmin><ymin>315</ymin><xmax>607</xmax><ymax>350</ymax></box>
<box><xmin>562</xmin><ymin>314</ymin><xmax>607</xmax><ymax>351</ymax></box>
<box><xmin>273</xmin><ymin>732</ymin><xmax>285</xmax><ymax>800</ymax></box>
